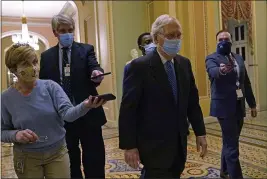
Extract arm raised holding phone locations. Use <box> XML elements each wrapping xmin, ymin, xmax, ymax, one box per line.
<box><xmin>91</xmin><ymin>70</ymin><xmax>111</xmax><ymax>83</ymax></box>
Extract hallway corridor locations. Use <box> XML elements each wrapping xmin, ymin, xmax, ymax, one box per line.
<box><xmin>2</xmin><ymin>112</ymin><xmax>267</xmax><ymax>178</ymax></box>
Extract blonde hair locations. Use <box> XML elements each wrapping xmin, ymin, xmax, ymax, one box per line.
<box><xmin>5</xmin><ymin>43</ymin><xmax>37</xmax><ymax>73</ymax></box>
<box><xmin>151</xmin><ymin>14</ymin><xmax>182</xmax><ymax>43</ymax></box>
<box><xmin>51</xmin><ymin>14</ymin><xmax>75</xmax><ymax>31</ymax></box>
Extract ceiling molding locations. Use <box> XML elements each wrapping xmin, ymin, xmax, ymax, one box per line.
<box><xmin>2</xmin><ymin>1</ymin><xmax>67</xmax><ymax>18</ymax></box>
<box><xmin>2</xmin><ymin>21</ymin><xmax>51</xmax><ymax>27</ymax></box>
<box><xmin>2</xmin><ymin>16</ymin><xmax>51</xmax><ymax>23</ymax></box>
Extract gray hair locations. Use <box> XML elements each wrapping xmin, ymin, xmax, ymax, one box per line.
<box><xmin>51</xmin><ymin>14</ymin><xmax>75</xmax><ymax>31</ymax></box>
<box><xmin>151</xmin><ymin>14</ymin><xmax>182</xmax><ymax>43</ymax></box>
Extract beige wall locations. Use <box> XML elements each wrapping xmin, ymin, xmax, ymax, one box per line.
<box><xmin>254</xmin><ymin>1</ymin><xmax>267</xmax><ymax>110</ymax></box>
<box><xmin>75</xmin><ymin>1</ymin><xmax>95</xmax><ymax>45</ymax></box>
<box><xmin>111</xmin><ymin>1</ymin><xmax>147</xmax><ymax>107</ymax></box>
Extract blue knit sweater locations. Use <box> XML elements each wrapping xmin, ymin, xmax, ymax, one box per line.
<box><xmin>1</xmin><ymin>79</ymin><xmax>90</xmax><ymax>152</ymax></box>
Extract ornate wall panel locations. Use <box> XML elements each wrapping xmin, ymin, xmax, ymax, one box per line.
<box><xmin>146</xmin><ymin>0</ymin><xmax>169</xmax><ymax>31</ymax></box>
<box><xmin>94</xmin><ymin>1</ymin><xmax>118</xmax><ymax>127</ymax></box>
<box><xmin>193</xmin><ymin>1</ymin><xmax>207</xmax><ymax>97</ymax></box>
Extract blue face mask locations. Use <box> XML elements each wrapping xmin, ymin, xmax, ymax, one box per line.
<box><xmin>216</xmin><ymin>41</ymin><xmax>232</xmax><ymax>55</ymax></box>
<box><xmin>144</xmin><ymin>43</ymin><xmax>156</xmax><ymax>54</ymax></box>
<box><xmin>59</xmin><ymin>33</ymin><xmax>74</xmax><ymax>47</ymax></box>
<box><xmin>161</xmin><ymin>38</ymin><xmax>181</xmax><ymax>56</ymax></box>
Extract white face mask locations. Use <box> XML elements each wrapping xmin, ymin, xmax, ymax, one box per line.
<box><xmin>16</xmin><ymin>65</ymin><xmax>39</xmax><ymax>82</ymax></box>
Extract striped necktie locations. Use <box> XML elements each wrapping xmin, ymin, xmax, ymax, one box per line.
<box><xmin>62</xmin><ymin>47</ymin><xmax>72</xmax><ymax>100</ymax></box>
<box><xmin>165</xmin><ymin>60</ymin><xmax>178</xmax><ymax>103</ymax></box>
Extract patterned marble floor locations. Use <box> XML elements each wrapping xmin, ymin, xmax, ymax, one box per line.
<box><xmin>2</xmin><ymin>111</ymin><xmax>267</xmax><ymax>178</ymax></box>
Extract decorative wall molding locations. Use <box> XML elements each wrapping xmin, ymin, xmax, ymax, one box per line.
<box><xmin>93</xmin><ymin>0</ymin><xmax>100</xmax><ymax>65</ymax></box>
<box><xmin>2</xmin><ymin>21</ymin><xmax>51</xmax><ymax>27</ymax></box>
<box><xmin>251</xmin><ymin>1</ymin><xmax>260</xmax><ymax>106</ymax></box>
<box><xmin>95</xmin><ymin>1</ymin><xmax>118</xmax><ymax>127</ymax></box>
<box><xmin>107</xmin><ymin>1</ymin><xmax>119</xmax><ymax>125</ymax></box>
<box><xmin>218</xmin><ymin>1</ymin><xmax>223</xmax><ymax>30</ymax></box>
<box><xmin>68</xmin><ymin>1</ymin><xmax>81</xmax><ymax>42</ymax></box>
<box><xmin>146</xmin><ymin>1</ymin><xmax>153</xmax><ymax>31</ymax></box>
<box><xmin>188</xmin><ymin>1</ymin><xmax>197</xmax><ymax>73</ymax></box>
<box><xmin>2</xmin><ymin>16</ymin><xmax>51</xmax><ymax>23</ymax></box>
<box><xmin>168</xmin><ymin>0</ymin><xmax>176</xmax><ymax>17</ymax></box>
<box><xmin>203</xmin><ymin>1</ymin><xmax>210</xmax><ymax>98</ymax></box>
<box><xmin>84</xmin><ymin>15</ymin><xmax>93</xmax><ymax>44</ymax></box>
<box><xmin>1</xmin><ymin>30</ymin><xmax>50</xmax><ymax>50</ymax></box>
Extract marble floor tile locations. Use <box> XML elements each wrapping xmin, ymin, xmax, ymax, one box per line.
<box><xmin>2</xmin><ymin>111</ymin><xmax>267</xmax><ymax>178</ymax></box>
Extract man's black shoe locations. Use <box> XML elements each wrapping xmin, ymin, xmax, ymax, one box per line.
<box><xmin>220</xmin><ymin>172</ymin><xmax>229</xmax><ymax>179</ymax></box>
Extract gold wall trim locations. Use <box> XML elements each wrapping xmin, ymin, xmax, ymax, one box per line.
<box><xmin>218</xmin><ymin>0</ymin><xmax>223</xmax><ymax>30</ymax></box>
<box><xmin>251</xmin><ymin>1</ymin><xmax>260</xmax><ymax>108</ymax></box>
<box><xmin>146</xmin><ymin>1</ymin><xmax>153</xmax><ymax>31</ymax></box>
<box><xmin>203</xmin><ymin>1</ymin><xmax>210</xmax><ymax>98</ymax></box>
<box><xmin>84</xmin><ymin>15</ymin><xmax>92</xmax><ymax>44</ymax></box>
<box><xmin>95</xmin><ymin>1</ymin><xmax>118</xmax><ymax>127</ymax></box>
<box><xmin>168</xmin><ymin>0</ymin><xmax>176</xmax><ymax>17</ymax></box>
<box><xmin>106</xmin><ymin>1</ymin><xmax>119</xmax><ymax>126</ymax></box>
<box><xmin>194</xmin><ymin>1</ymin><xmax>207</xmax><ymax>97</ymax></box>
<box><xmin>188</xmin><ymin>1</ymin><xmax>197</xmax><ymax>74</ymax></box>
<box><xmin>94</xmin><ymin>1</ymin><xmax>101</xmax><ymax>65</ymax></box>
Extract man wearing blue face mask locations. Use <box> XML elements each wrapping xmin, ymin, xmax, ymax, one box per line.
<box><xmin>119</xmin><ymin>14</ymin><xmax>207</xmax><ymax>178</ymax></box>
<box><xmin>205</xmin><ymin>30</ymin><xmax>257</xmax><ymax>179</ymax></box>
<box><xmin>123</xmin><ymin>33</ymin><xmax>155</xmax><ymax>85</ymax></box>
<box><xmin>138</xmin><ymin>32</ymin><xmax>156</xmax><ymax>56</ymax></box>
<box><xmin>39</xmin><ymin>14</ymin><xmax>107</xmax><ymax>179</ymax></box>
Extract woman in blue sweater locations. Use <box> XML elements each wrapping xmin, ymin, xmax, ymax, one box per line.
<box><xmin>1</xmin><ymin>43</ymin><xmax>106</xmax><ymax>178</ymax></box>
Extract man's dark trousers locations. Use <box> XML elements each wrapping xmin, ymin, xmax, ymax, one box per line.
<box><xmin>65</xmin><ymin>117</ymin><xmax>105</xmax><ymax>179</ymax></box>
<box><xmin>218</xmin><ymin>100</ymin><xmax>244</xmax><ymax>179</ymax></box>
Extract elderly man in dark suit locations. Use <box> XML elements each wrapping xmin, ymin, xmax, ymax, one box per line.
<box><xmin>205</xmin><ymin>30</ymin><xmax>257</xmax><ymax>179</ymax></box>
<box><xmin>39</xmin><ymin>14</ymin><xmax>106</xmax><ymax>179</ymax></box>
<box><xmin>119</xmin><ymin>14</ymin><xmax>207</xmax><ymax>178</ymax></box>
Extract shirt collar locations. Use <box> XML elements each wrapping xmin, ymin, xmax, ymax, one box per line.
<box><xmin>59</xmin><ymin>43</ymin><xmax>72</xmax><ymax>50</ymax></box>
<box><xmin>157</xmin><ymin>49</ymin><xmax>174</xmax><ymax>64</ymax></box>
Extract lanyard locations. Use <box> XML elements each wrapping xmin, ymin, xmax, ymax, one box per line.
<box><xmin>225</xmin><ymin>55</ymin><xmax>240</xmax><ymax>88</ymax></box>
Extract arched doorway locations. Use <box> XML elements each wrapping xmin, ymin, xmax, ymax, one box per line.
<box><xmin>2</xmin><ymin>30</ymin><xmax>50</xmax><ymax>50</ymax></box>
<box><xmin>1</xmin><ymin>32</ymin><xmax>48</xmax><ymax>91</ymax></box>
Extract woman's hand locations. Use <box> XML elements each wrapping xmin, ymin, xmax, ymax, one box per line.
<box><xmin>83</xmin><ymin>96</ymin><xmax>106</xmax><ymax>109</ymax></box>
<box><xmin>15</xmin><ymin>129</ymin><xmax>38</xmax><ymax>144</ymax></box>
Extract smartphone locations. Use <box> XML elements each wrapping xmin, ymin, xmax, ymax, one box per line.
<box><xmin>91</xmin><ymin>72</ymin><xmax>111</xmax><ymax>79</ymax></box>
<box><xmin>93</xmin><ymin>93</ymin><xmax>116</xmax><ymax>101</ymax></box>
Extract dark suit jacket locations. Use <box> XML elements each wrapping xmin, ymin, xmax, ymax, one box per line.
<box><xmin>119</xmin><ymin>50</ymin><xmax>206</xmax><ymax>168</ymax></box>
<box><xmin>123</xmin><ymin>62</ymin><xmax>131</xmax><ymax>85</ymax></box>
<box><xmin>205</xmin><ymin>52</ymin><xmax>256</xmax><ymax>118</ymax></box>
<box><xmin>39</xmin><ymin>42</ymin><xmax>106</xmax><ymax>127</ymax></box>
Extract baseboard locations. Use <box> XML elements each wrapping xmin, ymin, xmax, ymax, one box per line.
<box><xmin>105</xmin><ymin>120</ymin><xmax>118</xmax><ymax>128</ymax></box>
<box><xmin>203</xmin><ymin>116</ymin><xmax>217</xmax><ymax>124</ymax></box>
